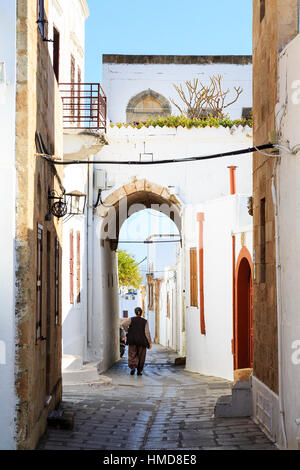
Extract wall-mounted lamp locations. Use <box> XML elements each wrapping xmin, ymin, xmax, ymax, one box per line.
<box><xmin>65</xmin><ymin>190</ymin><xmax>87</xmax><ymax>216</ymax></box>
<box><xmin>47</xmin><ymin>189</ymin><xmax>87</xmax><ymax>220</ymax></box>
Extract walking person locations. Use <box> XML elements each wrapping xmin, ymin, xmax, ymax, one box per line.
<box><xmin>122</xmin><ymin>307</ymin><xmax>152</xmax><ymax>376</ymax></box>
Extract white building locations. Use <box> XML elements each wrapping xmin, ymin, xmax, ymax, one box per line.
<box><xmin>251</xmin><ymin>33</ymin><xmax>300</xmax><ymax>450</ymax></box>
<box><xmin>145</xmin><ymin>234</ymin><xmax>181</xmax><ymax>352</ymax></box>
<box><xmin>90</xmin><ymin>123</ymin><xmax>254</xmax><ymax>380</ymax></box>
<box><xmin>103</xmin><ymin>54</ymin><xmax>252</xmax><ymax>124</ymax></box>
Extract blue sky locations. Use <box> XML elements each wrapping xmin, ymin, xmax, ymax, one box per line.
<box><xmin>85</xmin><ymin>0</ymin><xmax>253</xmax><ymax>268</ymax></box>
<box><xmin>85</xmin><ymin>0</ymin><xmax>253</xmax><ymax>83</ymax></box>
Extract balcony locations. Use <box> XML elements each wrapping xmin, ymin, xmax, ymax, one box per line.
<box><xmin>59</xmin><ymin>83</ymin><xmax>107</xmax><ymax>132</ymax></box>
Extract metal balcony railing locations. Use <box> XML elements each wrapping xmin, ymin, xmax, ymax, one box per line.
<box><xmin>59</xmin><ymin>83</ymin><xmax>107</xmax><ymax>131</ymax></box>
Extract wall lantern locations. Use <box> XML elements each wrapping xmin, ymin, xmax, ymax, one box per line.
<box><xmin>65</xmin><ymin>190</ymin><xmax>87</xmax><ymax>216</ymax></box>
<box><xmin>47</xmin><ymin>189</ymin><xmax>87</xmax><ymax>220</ymax></box>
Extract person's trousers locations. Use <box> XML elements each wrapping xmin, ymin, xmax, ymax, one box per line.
<box><xmin>128</xmin><ymin>345</ymin><xmax>147</xmax><ymax>372</ymax></box>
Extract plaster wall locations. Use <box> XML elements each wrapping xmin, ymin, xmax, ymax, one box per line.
<box><xmin>91</xmin><ymin>126</ymin><xmax>253</xmax><ymax>376</ymax></box>
<box><xmin>103</xmin><ymin>60</ymin><xmax>252</xmax><ymax>124</ymax></box>
<box><xmin>0</xmin><ymin>0</ymin><xmax>17</xmax><ymax>450</ymax></box>
<box><xmin>273</xmin><ymin>33</ymin><xmax>300</xmax><ymax>449</ymax></box>
<box><xmin>184</xmin><ymin>195</ymin><xmax>252</xmax><ymax>381</ymax></box>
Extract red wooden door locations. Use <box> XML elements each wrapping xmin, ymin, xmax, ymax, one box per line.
<box><xmin>249</xmin><ymin>272</ymin><xmax>253</xmax><ymax>368</ymax></box>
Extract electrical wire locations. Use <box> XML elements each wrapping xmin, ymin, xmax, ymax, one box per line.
<box><xmin>42</xmin><ymin>144</ymin><xmax>274</xmax><ymax>166</ymax></box>
<box><xmin>118</xmin><ymin>239</ymin><xmax>181</xmax><ymax>244</ymax></box>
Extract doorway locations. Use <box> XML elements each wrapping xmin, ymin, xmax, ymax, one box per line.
<box><xmin>235</xmin><ymin>249</ymin><xmax>253</xmax><ymax>370</ymax></box>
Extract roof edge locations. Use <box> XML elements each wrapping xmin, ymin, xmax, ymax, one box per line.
<box><xmin>102</xmin><ymin>54</ymin><xmax>252</xmax><ymax>65</ymax></box>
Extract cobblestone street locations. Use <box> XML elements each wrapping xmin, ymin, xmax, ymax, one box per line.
<box><xmin>38</xmin><ymin>345</ymin><xmax>277</xmax><ymax>451</ymax></box>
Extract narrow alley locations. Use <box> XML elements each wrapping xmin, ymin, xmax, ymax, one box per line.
<box><xmin>38</xmin><ymin>346</ymin><xmax>276</xmax><ymax>451</ymax></box>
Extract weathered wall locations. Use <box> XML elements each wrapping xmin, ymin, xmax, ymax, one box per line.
<box><xmin>252</xmin><ymin>0</ymin><xmax>298</xmax><ymax>397</ymax></box>
<box><xmin>0</xmin><ymin>0</ymin><xmax>18</xmax><ymax>450</ymax></box>
<box><xmin>275</xmin><ymin>33</ymin><xmax>300</xmax><ymax>450</ymax></box>
<box><xmin>15</xmin><ymin>0</ymin><xmax>63</xmax><ymax>449</ymax></box>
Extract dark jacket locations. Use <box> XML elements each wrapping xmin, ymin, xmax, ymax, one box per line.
<box><xmin>126</xmin><ymin>316</ymin><xmax>150</xmax><ymax>348</ymax></box>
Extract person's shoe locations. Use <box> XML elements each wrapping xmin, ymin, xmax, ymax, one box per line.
<box><xmin>137</xmin><ymin>370</ymin><xmax>143</xmax><ymax>376</ymax></box>
<box><xmin>130</xmin><ymin>369</ymin><xmax>135</xmax><ymax>375</ymax></box>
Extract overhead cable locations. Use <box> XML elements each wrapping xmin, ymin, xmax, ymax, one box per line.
<box><xmin>42</xmin><ymin>144</ymin><xmax>275</xmax><ymax>166</ymax></box>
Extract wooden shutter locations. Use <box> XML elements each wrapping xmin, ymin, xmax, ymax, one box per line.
<box><xmin>36</xmin><ymin>224</ymin><xmax>43</xmax><ymax>340</ymax></box>
<box><xmin>37</xmin><ymin>0</ymin><xmax>45</xmax><ymax>37</ymax></box>
<box><xmin>189</xmin><ymin>248</ymin><xmax>198</xmax><ymax>307</ymax></box>
<box><xmin>167</xmin><ymin>293</ymin><xmax>170</xmax><ymax>319</ymax></box>
<box><xmin>197</xmin><ymin>213</ymin><xmax>206</xmax><ymax>335</ymax></box>
<box><xmin>76</xmin><ymin>231</ymin><xmax>81</xmax><ymax>303</ymax></box>
<box><xmin>69</xmin><ymin>230</ymin><xmax>74</xmax><ymax>304</ymax></box>
<box><xmin>70</xmin><ymin>55</ymin><xmax>75</xmax><ymax>121</ymax></box>
<box><xmin>55</xmin><ymin>237</ymin><xmax>60</xmax><ymax>325</ymax></box>
<box><xmin>77</xmin><ymin>67</ymin><xmax>81</xmax><ymax>121</ymax></box>
<box><xmin>53</xmin><ymin>27</ymin><xmax>60</xmax><ymax>82</ymax></box>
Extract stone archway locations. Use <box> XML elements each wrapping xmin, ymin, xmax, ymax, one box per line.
<box><xmin>98</xmin><ymin>178</ymin><xmax>182</xmax><ymax>250</ymax></box>
<box><xmin>126</xmin><ymin>89</ymin><xmax>172</xmax><ymax>123</ymax></box>
<box><xmin>96</xmin><ymin>178</ymin><xmax>182</xmax><ymax>352</ymax></box>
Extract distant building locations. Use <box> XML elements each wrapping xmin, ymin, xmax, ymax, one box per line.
<box><xmin>102</xmin><ymin>54</ymin><xmax>252</xmax><ymax>124</ymax></box>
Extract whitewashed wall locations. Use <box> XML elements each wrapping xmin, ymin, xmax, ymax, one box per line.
<box><xmin>61</xmin><ymin>165</ymin><xmax>88</xmax><ymax>361</ymax></box>
<box><xmin>184</xmin><ymin>194</ymin><xmax>253</xmax><ymax>381</ymax></box>
<box><xmin>52</xmin><ymin>0</ymin><xmax>90</xmax><ymax>366</ymax></box>
<box><xmin>103</xmin><ymin>60</ymin><xmax>252</xmax><ymax>123</ymax></box>
<box><xmin>49</xmin><ymin>0</ymin><xmax>88</xmax><ymax>83</ymax></box>
<box><xmin>266</xmin><ymin>33</ymin><xmax>300</xmax><ymax>449</ymax></box>
<box><xmin>92</xmin><ymin>126</ymin><xmax>253</xmax><ymax>374</ymax></box>
<box><xmin>0</xmin><ymin>0</ymin><xmax>17</xmax><ymax>450</ymax></box>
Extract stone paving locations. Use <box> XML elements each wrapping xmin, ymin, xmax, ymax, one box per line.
<box><xmin>38</xmin><ymin>345</ymin><xmax>277</xmax><ymax>450</ymax></box>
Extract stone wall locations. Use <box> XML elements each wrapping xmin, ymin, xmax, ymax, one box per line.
<box><xmin>15</xmin><ymin>0</ymin><xmax>63</xmax><ymax>449</ymax></box>
<box><xmin>252</xmin><ymin>0</ymin><xmax>298</xmax><ymax>394</ymax></box>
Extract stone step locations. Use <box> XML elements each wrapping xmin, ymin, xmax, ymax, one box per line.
<box><xmin>214</xmin><ymin>379</ymin><xmax>252</xmax><ymax>418</ymax></box>
<box><xmin>62</xmin><ymin>354</ymin><xmax>83</xmax><ymax>372</ymax></box>
<box><xmin>62</xmin><ymin>362</ymin><xmax>112</xmax><ymax>386</ymax></box>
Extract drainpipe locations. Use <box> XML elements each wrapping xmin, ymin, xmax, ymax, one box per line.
<box><xmin>271</xmin><ymin>161</ymin><xmax>288</xmax><ymax>449</ymax></box>
<box><xmin>228</xmin><ymin>166</ymin><xmax>237</xmax><ymax>195</ymax></box>
<box><xmin>87</xmin><ymin>155</ymin><xmax>94</xmax><ymax>349</ymax></box>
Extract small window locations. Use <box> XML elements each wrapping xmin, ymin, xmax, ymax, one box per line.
<box><xmin>123</xmin><ymin>310</ymin><xmax>128</xmax><ymax>318</ymax></box>
<box><xmin>260</xmin><ymin>198</ymin><xmax>266</xmax><ymax>283</ymax></box>
<box><xmin>260</xmin><ymin>0</ymin><xmax>265</xmax><ymax>22</ymax></box>
<box><xmin>55</xmin><ymin>238</ymin><xmax>60</xmax><ymax>325</ymax></box>
<box><xmin>69</xmin><ymin>230</ymin><xmax>74</xmax><ymax>304</ymax></box>
<box><xmin>242</xmin><ymin>107</ymin><xmax>252</xmax><ymax>120</ymax></box>
<box><xmin>76</xmin><ymin>232</ymin><xmax>81</xmax><ymax>304</ymax></box>
<box><xmin>53</xmin><ymin>27</ymin><xmax>60</xmax><ymax>82</ymax></box>
<box><xmin>37</xmin><ymin>0</ymin><xmax>46</xmax><ymax>37</ymax></box>
<box><xmin>189</xmin><ymin>248</ymin><xmax>198</xmax><ymax>307</ymax></box>
<box><xmin>36</xmin><ymin>224</ymin><xmax>43</xmax><ymax>340</ymax></box>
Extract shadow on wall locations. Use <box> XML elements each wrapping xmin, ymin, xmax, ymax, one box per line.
<box><xmin>15</xmin><ymin>5</ymin><xmax>63</xmax><ymax>449</ymax></box>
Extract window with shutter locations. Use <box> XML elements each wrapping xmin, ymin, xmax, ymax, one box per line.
<box><xmin>260</xmin><ymin>198</ymin><xmax>266</xmax><ymax>283</ymax></box>
<box><xmin>55</xmin><ymin>237</ymin><xmax>60</xmax><ymax>325</ymax></box>
<box><xmin>77</xmin><ymin>67</ymin><xmax>82</xmax><ymax>121</ymax></box>
<box><xmin>70</xmin><ymin>230</ymin><xmax>74</xmax><ymax>304</ymax></box>
<box><xmin>189</xmin><ymin>248</ymin><xmax>198</xmax><ymax>307</ymax></box>
<box><xmin>76</xmin><ymin>231</ymin><xmax>81</xmax><ymax>303</ymax></box>
<box><xmin>36</xmin><ymin>225</ymin><xmax>43</xmax><ymax>340</ymax></box>
<box><xmin>197</xmin><ymin>213</ymin><xmax>206</xmax><ymax>335</ymax></box>
<box><xmin>53</xmin><ymin>27</ymin><xmax>60</xmax><ymax>82</ymax></box>
<box><xmin>37</xmin><ymin>0</ymin><xmax>46</xmax><ymax>37</ymax></box>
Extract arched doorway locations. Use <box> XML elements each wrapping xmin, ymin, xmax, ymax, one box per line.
<box><xmin>234</xmin><ymin>247</ymin><xmax>253</xmax><ymax>370</ymax></box>
<box><xmin>93</xmin><ymin>179</ymin><xmax>182</xmax><ymax>370</ymax></box>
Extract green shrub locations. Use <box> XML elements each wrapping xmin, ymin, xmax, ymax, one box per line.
<box><xmin>110</xmin><ymin>114</ymin><xmax>253</xmax><ymax>130</ymax></box>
